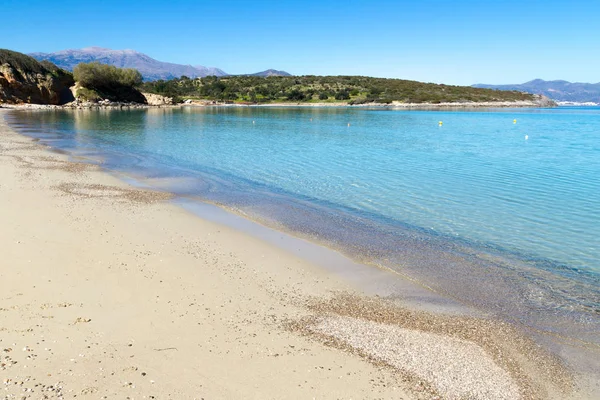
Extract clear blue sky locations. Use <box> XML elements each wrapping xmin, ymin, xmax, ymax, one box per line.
<box><xmin>1</xmin><ymin>0</ymin><xmax>598</xmax><ymax>85</ymax></box>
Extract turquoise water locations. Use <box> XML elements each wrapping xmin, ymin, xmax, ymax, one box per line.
<box><xmin>7</xmin><ymin>106</ymin><xmax>600</xmax><ymax>343</ymax></box>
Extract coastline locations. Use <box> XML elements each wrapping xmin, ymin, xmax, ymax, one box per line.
<box><xmin>250</xmin><ymin>99</ymin><xmax>554</xmax><ymax>108</ymax></box>
<box><xmin>0</xmin><ymin>108</ymin><xmax>590</xmax><ymax>399</ymax></box>
<box><xmin>0</xmin><ymin>96</ymin><xmax>555</xmax><ymax>111</ymax></box>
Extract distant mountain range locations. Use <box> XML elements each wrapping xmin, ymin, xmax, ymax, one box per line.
<box><xmin>29</xmin><ymin>47</ymin><xmax>291</xmax><ymax>81</ymax></box>
<box><xmin>473</xmin><ymin>79</ymin><xmax>600</xmax><ymax>103</ymax></box>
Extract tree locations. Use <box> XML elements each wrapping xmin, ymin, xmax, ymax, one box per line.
<box><xmin>73</xmin><ymin>62</ymin><xmax>142</xmax><ymax>90</ymax></box>
<box><xmin>286</xmin><ymin>89</ymin><xmax>305</xmax><ymax>101</ymax></box>
<box><xmin>335</xmin><ymin>90</ymin><xmax>350</xmax><ymax>100</ymax></box>
<box><xmin>117</xmin><ymin>67</ymin><xmax>143</xmax><ymax>87</ymax></box>
<box><xmin>72</xmin><ymin>62</ymin><xmax>145</xmax><ymax>103</ymax></box>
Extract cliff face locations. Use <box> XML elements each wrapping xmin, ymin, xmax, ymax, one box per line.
<box><xmin>0</xmin><ymin>49</ymin><xmax>75</xmax><ymax>105</ymax></box>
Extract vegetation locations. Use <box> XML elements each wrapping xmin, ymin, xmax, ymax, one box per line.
<box><xmin>141</xmin><ymin>75</ymin><xmax>536</xmax><ymax>104</ymax></box>
<box><xmin>1</xmin><ymin>49</ymin><xmax>52</xmax><ymax>74</ymax></box>
<box><xmin>73</xmin><ymin>62</ymin><xmax>142</xmax><ymax>91</ymax></box>
<box><xmin>75</xmin><ymin>87</ymin><xmax>102</xmax><ymax>102</ymax></box>
<box><xmin>0</xmin><ymin>51</ymin><xmax>145</xmax><ymax>104</ymax></box>
<box><xmin>72</xmin><ymin>62</ymin><xmax>145</xmax><ymax>103</ymax></box>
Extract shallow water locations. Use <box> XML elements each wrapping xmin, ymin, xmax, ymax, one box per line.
<box><xmin>6</xmin><ymin>106</ymin><xmax>600</xmax><ymax>347</ymax></box>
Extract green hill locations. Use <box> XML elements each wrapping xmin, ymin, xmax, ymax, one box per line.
<box><xmin>141</xmin><ymin>75</ymin><xmax>539</xmax><ymax>105</ymax></box>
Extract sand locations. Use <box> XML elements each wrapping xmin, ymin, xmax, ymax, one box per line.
<box><xmin>0</xmin><ymin>108</ymin><xmax>584</xmax><ymax>399</ymax></box>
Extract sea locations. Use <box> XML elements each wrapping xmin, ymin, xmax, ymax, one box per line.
<box><xmin>6</xmin><ymin>106</ymin><xmax>600</xmax><ymax>350</ymax></box>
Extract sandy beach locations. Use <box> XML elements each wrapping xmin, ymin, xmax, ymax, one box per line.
<box><xmin>0</xmin><ymin>108</ymin><xmax>587</xmax><ymax>399</ymax></box>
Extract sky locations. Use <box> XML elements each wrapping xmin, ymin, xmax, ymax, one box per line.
<box><xmin>1</xmin><ymin>0</ymin><xmax>599</xmax><ymax>85</ymax></box>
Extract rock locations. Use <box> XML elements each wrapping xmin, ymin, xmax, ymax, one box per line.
<box><xmin>143</xmin><ymin>92</ymin><xmax>173</xmax><ymax>106</ymax></box>
<box><xmin>532</xmin><ymin>94</ymin><xmax>557</xmax><ymax>107</ymax></box>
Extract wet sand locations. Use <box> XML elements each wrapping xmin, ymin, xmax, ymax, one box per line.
<box><xmin>0</xmin><ymin>108</ymin><xmax>587</xmax><ymax>399</ymax></box>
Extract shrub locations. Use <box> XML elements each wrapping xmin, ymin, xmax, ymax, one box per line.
<box><xmin>348</xmin><ymin>97</ymin><xmax>370</xmax><ymax>105</ymax></box>
<box><xmin>73</xmin><ymin>62</ymin><xmax>142</xmax><ymax>90</ymax></box>
<box><xmin>319</xmin><ymin>92</ymin><xmax>329</xmax><ymax>100</ymax></box>
<box><xmin>76</xmin><ymin>87</ymin><xmax>101</xmax><ymax>102</ymax></box>
<box><xmin>369</xmin><ymin>87</ymin><xmax>382</xmax><ymax>97</ymax></box>
<box><xmin>286</xmin><ymin>89</ymin><xmax>305</xmax><ymax>101</ymax></box>
<box><xmin>72</xmin><ymin>62</ymin><xmax>146</xmax><ymax>103</ymax></box>
<box><xmin>335</xmin><ymin>90</ymin><xmax>350</xmax><ymax>100</ymax></box>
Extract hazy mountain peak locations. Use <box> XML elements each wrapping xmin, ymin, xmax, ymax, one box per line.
<box><xmin>80</xmin><ymin>46</ymin><xmax>112</xmax><ymax>52</ymax></box>
<box><xmin>28</xmin><ymin>47</ymin><xmax>291</xmax><ymax>81</ymax></box>
<box><xmin>473</xmin><ymin>79</ymin><xmax>600</xmax><ymax>103</ymax></box>
<box><xmin>29</xmin><ymin>47</ymin><xmax>229</xmax><ymax>81</ymax></box>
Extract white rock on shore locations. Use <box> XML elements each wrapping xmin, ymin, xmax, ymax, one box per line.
<box><xmin>142</xmin><ymin>92</ymin><xmax>174</xmax><ymax>106</ymax></box>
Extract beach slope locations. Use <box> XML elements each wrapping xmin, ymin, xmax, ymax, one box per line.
<box><xmin>0</xmin><ymin>109</ymin><xmax>579</xmax><ymax>399</ymax></box>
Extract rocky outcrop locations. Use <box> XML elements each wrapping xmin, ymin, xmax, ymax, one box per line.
<box><xmin>142</xmin><ymin>92</ymin><xmax>173</xmax><ymax>106</ymax></box>
<box><xmin>0</xmin><ymin>50</ymin><xmax>74</xmax><ymax>105</ymax></box>
<box><xmin>532</xmin><ymin>94</ymin><xmax>557</xmax><ymax>107</ymax></box>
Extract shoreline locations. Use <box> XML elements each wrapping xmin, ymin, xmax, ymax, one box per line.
<box><xmin>249</xmin><ymin>99</ymin><xmax>554</xmax><ymax>108</ymax></box>
<box><xmin>0</xmin><ymin>108</ymin><xmax>593</xmax><ymax>399</ymax></box>
<box><xmin>1</xmin><ymin>97</ymin><xmax>555</xmax><ymax>111</ymax></box>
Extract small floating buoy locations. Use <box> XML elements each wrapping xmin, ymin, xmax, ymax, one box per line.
<box><xmin>348</xmin><ymin>123</ymin><xmax>351</xmax><ymax>127</ymax></box>
<box><xmin>438</xmin><ymin>121</ymin><xmax>443</xmax><ymax>126</ymax></box>
<box><xmin>513</xmin><ymin>119</ymin><xmax>517</xmax><ymax>124</ymax></box>
<box><xmin>310</xmin><ymin>118</ymin><xmax>312</xmax><ymax>122</ymax></box>
<box><xmin>525</xmin><ymin>135</ymin><xmax>529</xmax><ymax>140</ymax></box>
<box><xmin>252</xmin><ymin>120</ymin><xmax>255</xmax><ymax>124</ymax></box>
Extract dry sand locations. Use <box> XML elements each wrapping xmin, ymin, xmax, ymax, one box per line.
<box><xmin>0</xmin><ymin>109</ymin><xmax>583</xmax><ymax>399</ymax></box>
